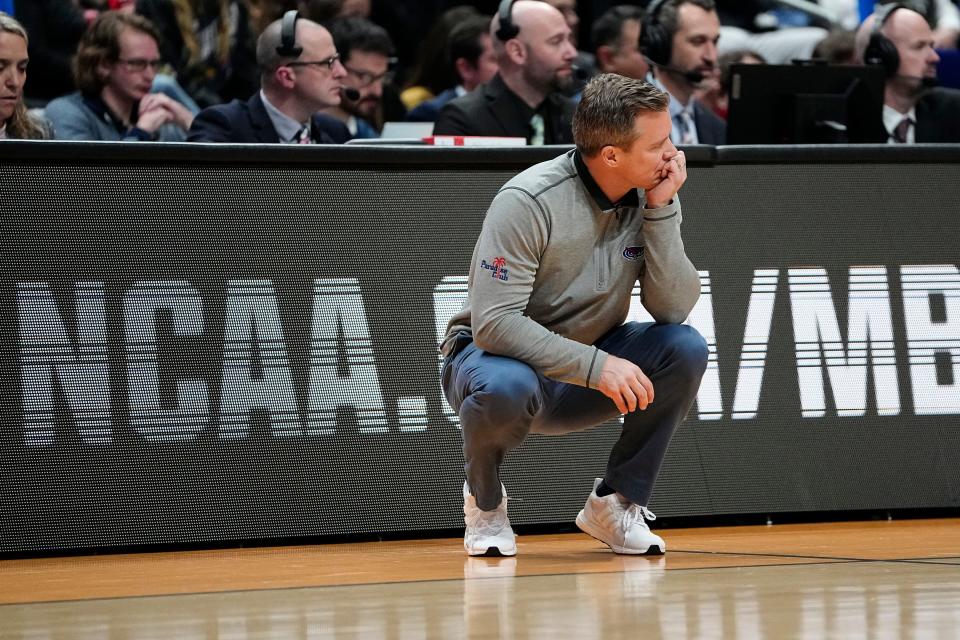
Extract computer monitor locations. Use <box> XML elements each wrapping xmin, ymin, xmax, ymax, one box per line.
<box><xmin>726</xmin><ymin>63</ymin><xmax>887</xmax><ymax>144</ymax></box>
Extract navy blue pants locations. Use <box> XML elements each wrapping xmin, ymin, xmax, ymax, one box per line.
<box><xmin>442</xmin><ymin>322</ymin><xmax>708</xmax><ymax>511</ymax></box>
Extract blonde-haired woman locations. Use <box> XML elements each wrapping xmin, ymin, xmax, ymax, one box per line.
<box><xmin>0</xmin><ymin>12</ymin><xmax>48</xmax><ymax>140</ymax></box>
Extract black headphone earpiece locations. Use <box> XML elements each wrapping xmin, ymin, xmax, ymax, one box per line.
<box><xmin>639</xmin><ymin>0</ymin><xmax>673</xmax><ymax>67</ymax></box>
<box><xmin>277</xmin><ymin>10</ymin><xmax>303</xmax><ymax>58</ymax></box>
<box><xmin>496</xmin><ymin>0</ymin><xmax>520</xmax><ymax>42</ymax></box>
<box><xmin>864</xmin><ymin>3</ymin><xmax>904</xmax><ymax>78</ymax></box>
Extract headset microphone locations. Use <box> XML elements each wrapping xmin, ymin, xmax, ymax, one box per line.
<box><xmin>341</xmin><ymin>86</ymin><xmax>360</xmax><ymax>101</ymax></box>
<box><xmin>644</xmin><ymin>57</ymin><xmax>705</xmax><ymax>84</ymax></box>
<box><xmin>677</xmin><ymin>67</ymin><xmax>705</xmax><ymax>85</ymax></box>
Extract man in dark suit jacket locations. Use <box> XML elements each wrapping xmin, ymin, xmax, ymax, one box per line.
<box><xmin>855</xmin><ymin>6</ymin><xmax>960</xmax><ymax>144</ymax></box>
<box><xmin>189</xmin><ymin>15</ymin><xmax>350</xmax><ymax>144</ymax></box>
<box><xmin>189</xmin><ymin>93</ymin><xmax>350</xmax><ymax>143</ymax></box>
<box><xmin>405</xmin><ymin>14</ymin><xmax>498</xmax><ymax>124</ymax></box>
<box><xmin>914</xmin><ymin>88</ymin><xmax>960</xmax><ymax>142</ymax></box>
<box><xmin>643</xmin><ymin>0</ymin><xmax>725</xmax><ymax>145</ymax></box>
<box><xmin>433</xmin><ymin>1</ymin><xmax>578</xmax><ymax>145</ymax></box>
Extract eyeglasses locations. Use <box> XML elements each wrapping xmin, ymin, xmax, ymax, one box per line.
<box><xmin>286</xmin><ymin>54</ymin><xmax>341</xmax><ymax>71</ymax></box>
<box><xmin>117</xmin><ymin>58</ymin><xmax>164</xmax><ymax>72</ymax></box>
<box><xmin>344</xmin><ymin>65</ymin><xmax>391</xmax><ymax>87</ymax></box>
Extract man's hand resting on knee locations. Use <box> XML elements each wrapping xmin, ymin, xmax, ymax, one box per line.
<box><xmin>597</xmin><ymin>355</ymin><xmax>655</xmax><ymax>414</ymax></box>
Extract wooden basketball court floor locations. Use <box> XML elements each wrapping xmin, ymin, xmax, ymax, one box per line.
<box><xmin>1</xmin><ymin>518</ymin><xmax>959</xmax><ymax>639</ymax></box>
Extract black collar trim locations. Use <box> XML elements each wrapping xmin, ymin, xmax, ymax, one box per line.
<box><xmin>573</xmin><ymin>150</ymin><xmax>640</xmax><ymax>213</ymax></box>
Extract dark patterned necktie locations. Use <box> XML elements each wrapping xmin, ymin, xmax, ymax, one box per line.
<box><xmin>893</xmin><ymin>117</ymin><xmax>912</xmax><ymax>144</ymax></box>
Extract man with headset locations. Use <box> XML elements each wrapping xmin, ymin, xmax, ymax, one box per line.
<box><xmin>854</xmin><ymin>3</ymin><xmax>960</xmax><ymax>143</ymax></box>
<box><xmin>188</xmin><ymin>12</ymin><xmax>350</xmax><ymax>144</ymax></box>
<box><xmin>641</xmin><ymin>0</ymin><xmax>725</xmax><ymax>145</ymax></box>
<box><xmin>441</xmin><ymin>73</ymin><xmax>707</xmax><ymax>557</ymax></box>
<box><xmin>432</xmin><ymin>0</ymin><xmax>577</xmax><ymax>145</ymax></box>
<box><xmin>323</xmin><ymin>17</ymin><xmax>396</xmax><ymax>140</ymax></box>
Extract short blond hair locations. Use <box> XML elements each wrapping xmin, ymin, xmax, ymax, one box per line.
<box><xmin>573</xmin><ymin>73</ymin><xmax>669</xmax><ymax>156</ymax></box>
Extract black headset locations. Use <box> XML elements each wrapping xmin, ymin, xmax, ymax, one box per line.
<box><xmin>639</xmin><ymin>0</ymin><xmax>673</xmax><ymax>67</ymax></box>
<box><xmin>864</xmin><ymin>3</ymin><xmax>906</xmax><ymax>77</ymax></box>
<box><xmin>276</xmin><ymin>10</ymin><xmax>303</xmax><ymax>58</ymax></box>
<box><xmin>495</xmin><ymin>0</ymin><xmax>520</xmax><ymax>42</ymax></box>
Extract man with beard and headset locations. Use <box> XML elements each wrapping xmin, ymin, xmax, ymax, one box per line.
<box><xmin>432</xmin><ymin>0</ymin><xmax>577</xmax><ymax>145</ymax></box>
<box><xmin>641</xmin><ymin>0</ymin><xmax>726</xmax><ymax>146</ymax></box>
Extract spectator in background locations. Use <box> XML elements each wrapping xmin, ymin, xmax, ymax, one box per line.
<box><xmin>17</xmin><ymin>0</ymin><xmax>200</xmax><ymax>114</ymax></box>
<box><xmin>642</xmin><ymin>0</ymin><xmax>726</xmax><ymax>144</ymax></box>
<box><xmin>300</xmin><ymin>0</ymin><xmax>370</xmax><ymax>24</ymax></box>
<box><xmin>337</xmin><ymin>0</ymin><xmax>369</xmax><ymax>17</ymax></box>
<box><xmin>106</xmin><ymin>0</ymin><xmax>202</xmax><ymax>113</ymax></box>
<box><xmin>324</xmin><ymin>16</ymin><xmax>395</xmax><ymax>138</ymax></box>
<box><xmin>697</xmin><ymin>48</ymin><xmax>765</xmax><ymax>120</ymax></box>
<box><xmin>400</xmin><ymin>6</ymin><xmax>481</xmax><ymax>112</ymax></box>
<box><xmin>405</xmin><ymin>13</ymin><xmax>498</xmax><ymax>123</ymax></box>
<box><xmin>591</xmin><ymin>5</ymin><xmax>649</xmax><ymax>80</ymax></box>
<box><xmin>108</xmin><ymin>0</ymin><xmax>137</xmax><ymax>12</ymax></box>
<box><xmin>855</xmin><ymin>3</ymin><xmax>960</xmax><ymax>142</ymax></box>
<box><xmin>188</xmin><ymin>14</ymin><xmax>349</xmax><ymax>142</ymax></box>
<box><xmin>812</xmin><ymin>30</ymin><xmax>857</xmax><ymax>64</ymax></box>
<box><xmin>433</xmin><ymin>0</ymin><xmax>577</xmax><ymax>145</ymax></box>
<box><xmin>45</xmin><ymin>12</ymin><xmax>193</xmax><ymax>140</ymax></box>
<box><xmin>0</xmin><ymin>12</ymin><xmax>50</xmax><ymax>139</ymax></box>
<box><xmin>135</xmin><ymin>0</ymin><xmax>258</xmax><ymax>107</ymax></box>
<box><xmin>15</xmin><ymin>0</ymin><xmax>90</xmax><ymax>103</ymax></box>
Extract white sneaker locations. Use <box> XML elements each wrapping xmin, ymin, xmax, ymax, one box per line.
<box><xmin>575</xmin><ymin>478</ymin><xmax>665</xmax><ymax>555</ymax></box>
<box><xmin>463</xmin><ymin>481</ymin><xmax>517</xmax><ymax>557</ymax></box>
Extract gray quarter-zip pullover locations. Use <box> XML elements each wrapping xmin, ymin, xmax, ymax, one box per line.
<box><xmin>441</xmin><ymin>149</ymin><xmax>700</xmax><ymax>389</ymax></box>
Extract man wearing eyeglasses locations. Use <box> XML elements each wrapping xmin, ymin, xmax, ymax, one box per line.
<box><xmin>187</xmin><ymin>15</ymin><xmax>350</xmax><ymax>144</ymax></box>
<box><xmin>323</xmin><ymin>16</ymin><xmax>395</xmax><ymax>139</ymax></box>
<box><xmin>45</xmin><ymin>12</ymin><xmax>194</xmax><ymax>141</ymax></box>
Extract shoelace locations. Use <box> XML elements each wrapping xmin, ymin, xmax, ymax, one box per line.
<box><xmin>622</xmin><ymin>504</ymin><xmax>656</xmax><ymax>531</ymax></box>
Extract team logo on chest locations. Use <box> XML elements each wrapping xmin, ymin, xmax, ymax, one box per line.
<box><xmin>622</xmin><ymin>246</ymin><xmax>644</xmax><ymax>261</ymax></box>
<box><xmin>480</xmin><ymin>256</ymin><xmax>510</xmax><ymax>281</ymax></box>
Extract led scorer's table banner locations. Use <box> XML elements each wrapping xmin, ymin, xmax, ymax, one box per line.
<box><xmin>1</xmin><ymin>143</ymin><xmax>958</xmax><ymax>553</ymax></box>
